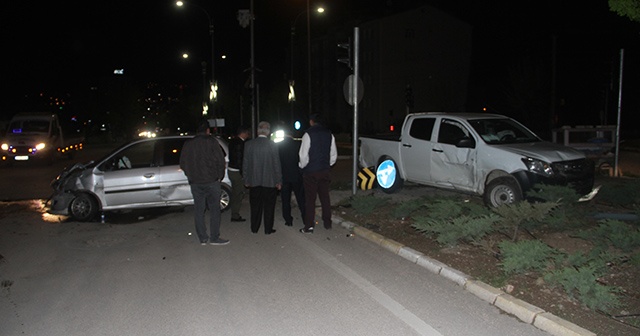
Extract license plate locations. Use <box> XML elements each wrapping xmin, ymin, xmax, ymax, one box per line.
<box><xmin>14</xmin><ymin>156</ymin><xmax>29</xmax><ymax>161</ymax></box>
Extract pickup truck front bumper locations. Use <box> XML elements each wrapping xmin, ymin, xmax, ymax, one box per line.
<box><xmin>514</xmin><ymin>158</ymin><xmax>595</xmax><ymax>195</ymax></box>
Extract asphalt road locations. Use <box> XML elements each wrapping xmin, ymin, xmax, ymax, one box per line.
<box><xmin>0</xmin><ymin>144</ymin><xmax>551</xmax><ymax>335</ymax></box>
<box><xmin>0</xmin><ymin>197</ymin><xmax>549</xmax><ymax>336</ymax></box>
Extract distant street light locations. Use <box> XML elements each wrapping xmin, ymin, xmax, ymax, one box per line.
<box><xmin>176</xmin><ymin>1</ymin><xmax>217</xmax><ymax>117</ymax></box>
<box><xmin>291</xmin><ymin>5</ymin><xmax>324</xmax><ymax>121</ymax></box>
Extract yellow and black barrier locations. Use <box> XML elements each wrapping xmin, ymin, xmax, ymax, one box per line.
<box><xmin>357</xmin><ymin>166</ymin><xmax>377</xmax><ymax>190</ymax></box>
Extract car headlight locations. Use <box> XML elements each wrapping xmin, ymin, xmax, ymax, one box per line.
<box><xmin>1</xmin><ymin>143</ymin><xmax>8</xmax><ymax>151</ymax></box>
<box><xmin>522</xmin><ymin>157</ymin><xmax>554</xmax><ymax>177</ymax></box>
<box><xmin>36</xmin><ymin>143</ymin><xmax>46</xmax><ymax>150</ymax></box>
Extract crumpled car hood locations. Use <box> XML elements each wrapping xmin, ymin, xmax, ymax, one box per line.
<box><xmin>497</xmin><ymin>141</ymin><xmax>585</xmax><ymax>162</ymax></box>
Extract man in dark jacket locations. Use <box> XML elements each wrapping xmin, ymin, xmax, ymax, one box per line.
<box><xmin>277</xmin><ymin>129</ymin><xmax>305</xmax><ymax>227</ymax></box>
<box><xmin>298</xmin><ymin>114</ymin><xmax>337</xmax><ymax>234</ymax></box>
<box><xmin>228</xmin><ymin>125</ymin><xmax>251</xmax><ymax>222</ymax></box>
<box><xmin>179</xmin><ymin>120</ymin><xmax>229</xmax><ymax>245</ymax></box>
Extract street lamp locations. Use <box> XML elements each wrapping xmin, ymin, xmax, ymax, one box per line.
<box><xmin>176</xmin><ymin>1</ymin><xmax>216</xmax><ymax>116</ymax></box>
<box><xmin>180</xmin><ymin>52</ymin><xmax>209</xmax><ymax>116</ymax></box>
<box><xmin>291</xmin><ymin>5</ymin><xmax>324</xmax><ymax>121</ymax></box>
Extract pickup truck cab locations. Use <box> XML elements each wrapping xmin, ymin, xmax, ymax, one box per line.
<box><xmin>1</xmin><ymin>112</ymin><xmax>83</xmax><ymax>164</ymax></box>
<box><xmin>359</xmin><ymin>113</ymin><xmax>595</xmax><ymax>207</ymax></box>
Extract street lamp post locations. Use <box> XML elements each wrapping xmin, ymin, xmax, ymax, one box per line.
<box><xmin>291</xmin><ymin>5</ymin><xmax>324</xmax><ymax>121</ymax></box>
<box><xmin>176</xmin><ymin>1</ymin><xmax>216</xmax><ymax>117</ymax></box>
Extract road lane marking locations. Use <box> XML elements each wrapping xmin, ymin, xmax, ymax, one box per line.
<box><xmin>298</xmin><ymin>237</ymin><xmax>443</xmax><ymax>336</ymax></box>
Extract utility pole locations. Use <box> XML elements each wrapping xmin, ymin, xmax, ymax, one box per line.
<box><xmin>250</xmin><ymin>0</ymin><xmax>256</xmax><ymax>137</ymax></box>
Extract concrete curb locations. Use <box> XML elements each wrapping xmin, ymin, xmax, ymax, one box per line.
<box><xmin>336</xmin><ymin>216</ymin><xmax>597</xmax><ymax>336</ymax></box>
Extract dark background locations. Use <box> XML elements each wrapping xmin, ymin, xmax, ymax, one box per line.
<box><xmin>2</xmin><ymin>1</ymin><xmax>639</xmax><ymax>137</ymax></box>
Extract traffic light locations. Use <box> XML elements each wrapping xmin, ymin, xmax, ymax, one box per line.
<box><xmin>337</xmin><ymin>38</ymin><xmax>352</xmax><ymax>69</ymax></box>
<box><xmin>405</xmin><ymin>85</ymin><xmax>414</xmax><ymax>108</ymax></box>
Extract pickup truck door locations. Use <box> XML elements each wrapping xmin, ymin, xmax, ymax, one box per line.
<box><xmin>399</xmin><ymin>117</ymin><xmax>436</xmax><ymax>183</ymax></box>
<box><xmin>100</xmin><ymin>140</ymin><xmax>163</xmax><ymax>207</ymax></box>
<box><xmin>430</xmin><ymin>118</ymin><xmax>477</xmax><ymax>190</ymax></box>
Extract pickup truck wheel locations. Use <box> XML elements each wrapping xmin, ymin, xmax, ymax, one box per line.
<box><xmin>484</xmin><ymin>177</ymin><xmax>522</xmax><ymax>207</ymax></box>
<box><xmin>377</xmin><ymin>158</ymin><xmax>403</xmax><ymax>194</ymax></box>
<box><xmin>220</xmin><ymin>184</ymin><xmax>231</xmax><ymax>212</ymax></box>
<box><xmin>69</xmin><ymin>193</ymin><xmax>99</xmax><ymax>222</ymax></box>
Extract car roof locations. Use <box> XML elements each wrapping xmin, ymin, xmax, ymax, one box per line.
<box><xmin>410</xmin><ymin>112</ymin><xmax>508</xmax><ymax>120</ymax></box>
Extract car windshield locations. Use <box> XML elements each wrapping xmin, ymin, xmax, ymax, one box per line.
<box><xmin>468</xmin><ymin>118</ymin><xmax>540</xmax><ymax>144</ymax></box>
<box><xmin>9</xmin><ymin>120</ymin><xmax>50</xmax><ymax>134</ymax></box>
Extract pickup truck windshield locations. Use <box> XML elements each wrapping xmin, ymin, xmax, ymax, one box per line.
<box><xmin>468</xmin><ymin>118</ymin><xmax>540</xmax><ymax>144</ymax></box>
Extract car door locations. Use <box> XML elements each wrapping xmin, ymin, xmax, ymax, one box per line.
<box><xmin>157</xmin><ymin>137</ymin><xmax>193</xmax><ymax>203</ymax></box>
<box><xmin>100</xmin><ymin>140</ymin><xmax>163</xmax><ymax>207</ymax></box>
<box><xmin>399</xmin><ymin>117</ymin><xmax>436</xmax><ymax>183</ymax></box>
<box><xmin>430</xmin><ymin>118</ymin><xmax>477</xmax><ymax>190</ymax></box>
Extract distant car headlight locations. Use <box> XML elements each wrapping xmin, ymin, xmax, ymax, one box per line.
<box><xmin>138</xmin><ymin>131</ymin><xmax>156</xmax><ymax>138</ymax></box>
<box><xmin>522</xmin><ymin>157</ymin><xmax>554</xmax><ymax>177</ymax></box>
<box><xmin>1</xmin><ymin>143</ymin><xmax>8</xmax><ymax>151</ymax></box>
<box><xmin>36</xmin><ymin>143</ymin><xmax>46</xmax><ymax>150</ymax></box>
<box><xmin>272</xmin><ymin>129</ymin><xmax>285</xmax><ymax>143</ymax></box>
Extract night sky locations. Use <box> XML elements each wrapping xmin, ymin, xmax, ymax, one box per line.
<box><xmin>2</xmin><ymin>1</ymin><xmax>639</xmax><ymax>132</ymax></box>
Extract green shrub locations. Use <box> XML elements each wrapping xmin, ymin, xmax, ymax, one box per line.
<box><xmin>492</xmin><ymin>201</ymin><xmax>559</xmax><ymax>241</ymax></box>
<box><xmin>498</xmin><ymin>239</ymin><xmax>558</xmax><ymax>274</ymax></box>
<box><xmin>544</xmin><ymin>265</ymin><xmax>621</xmax><ymax>312</ymax></box>
<box><xmin>412</xmin><ymin>214</ymin><xmax>499</xmax><ymax>247</ymax></box>
<box><xmin>528</xmin><ymin>184</ymin><xmax>582</xmax><ymax>203</ymax></box>
<box><xmin>391</xmin><ymin>197</ymin><xmax>427</xmax><ymax>219</ymax></box>
<box><xmin>576</xmin><ymin>219</ymin><xmax>640</xmax><ymax>252</ymax></box>
<box><xmin>422</xmin><ymin>197</ymin><xmax>492</xmax><ymax>221</ymax></box>
<box><xmin>595</xmin><ymin>178</ymin><xmax>640</xmax><ymax>207</ymax></box>
<box><xmin>424</xmin><ymin>198</ymin><xmax>465</xmax><ymax>220</ymax></box>
<box><xmin>349</xmin><ymin>195</ymin><xmax>390</xmax><ymax>215</ymax></box>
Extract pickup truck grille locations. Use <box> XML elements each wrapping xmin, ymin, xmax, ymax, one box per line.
<box><xmin>552</xmin><ymin>158</ymin><xmax>593</xmax><ymax>176</ymax></box>
<box><xmin>551</xmin><ymin>158</ymin><xmax>595</xmax><ymax>194</ymax></box>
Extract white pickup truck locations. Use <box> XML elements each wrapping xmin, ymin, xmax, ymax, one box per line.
<box><xmin>359</xmin><ymin>112</ymin><xmax>595</xmax><ymax>207</ymax></box>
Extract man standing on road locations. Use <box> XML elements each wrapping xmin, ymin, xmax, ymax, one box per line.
<box><xmin>179</xmin><ymin>120</ymin><xmax>229</xmax><ymax>245</ymax></box>
<box><xmin>228</xmin><ymin>125</ymin><xmax>251</xmax><ymax>222</ymax></box>
<box><xmin>243</xmin><ymin>121</ymin><xmax>282</xmax><ymax>235</ymax></box>
<box><xmin>298</xmin><ymin>114</ymin><xmax>338</xmax><ymax>234</ymax></box>
<box><xmin>277</xmin><ymin>128</ymin><xmax>305</xmax><ymax>227</ymax></box>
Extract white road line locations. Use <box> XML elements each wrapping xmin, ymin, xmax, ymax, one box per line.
<box><xmin>298</xmin><ymin>237</ymin><xmax>443</xmax><ymax>336</ymax></box>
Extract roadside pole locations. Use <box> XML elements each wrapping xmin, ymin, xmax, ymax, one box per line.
<box><xmin>352</xmin><ymin>27</ymin><xmax>360</xmax><ymax>196</ymax></box>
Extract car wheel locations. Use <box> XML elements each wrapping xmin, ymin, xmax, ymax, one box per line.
<box><xmin>377</xmin><ymin>157</ymin><xmax>403</xmax><ymax>194</ymax></box>
<box><xmin>220</xmin><ymin>184</ymin><xmax>231</xmax><ymax>212</ymax></box>
<box><xmin>484</xmin><ymin>176</ymin><xmax>523</xmax><ymax>207</ymax></box>
<box><xmin>69</xmin><ymin>193</ymin><xmax>99</xmax><ymax>222</ymax></box>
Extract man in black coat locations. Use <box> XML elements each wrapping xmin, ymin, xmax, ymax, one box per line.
<box><xmin>277</xmin><ymin>129</ymin><xmax>305</xmax><ymax>227</ymax></box>
<box><xmin>179</xmin><ymin>120</ymin><xmax>229</xmax><ymax>245</ymax></box>
<box><xmin>228</xmin><ymin>125</ymin><xmax>251</xmax><ymax>222</ymax></box>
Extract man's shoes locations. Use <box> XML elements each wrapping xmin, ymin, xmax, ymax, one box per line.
<box><xmin>231</xmin><ymin>216</ymin><xmax>246</xmax><ymax>222</ymax></box>
<box><xmin>210</xmin><ymin>238</ymin><xmax>230</xmax><ymax>245</ymax></box>
<box><xmin>285</xmin><ymin>222</ymin><xmax>293</xmax><ymax>227</ymax></box>
<box><xmin>200</xmin><ymin>241</ymin><xmax>208</xmax><ymax>245</ymax></box>
<box><xmin>265</xmin><ymin>229</ymin><xmax>276</xmax><ymax>235</ymax></box>
<box><xmin>299</xmin><ymin>227</ymin><xmax>314</xmax><ymax>234</ymax></box>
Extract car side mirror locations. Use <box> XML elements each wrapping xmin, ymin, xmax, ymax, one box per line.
<box><xmin>456</xmin><ymin>138</ymin><xmax>475</xmax><ymax>148</ymax></box>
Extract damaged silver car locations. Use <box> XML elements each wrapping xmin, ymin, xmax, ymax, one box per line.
<box><xmin>48</xmin><ymin>135</ymin><xmax>232</xmax><ymax>221</ymax></box>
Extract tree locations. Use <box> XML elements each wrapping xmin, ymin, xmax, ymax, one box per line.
<box><xmin>609</xmin><ymin>0</ymin><xmax>640</xmax><ymax>22</ymax></box>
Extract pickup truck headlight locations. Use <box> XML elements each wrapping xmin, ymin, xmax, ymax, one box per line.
<box><xmin>522</xmin><ymin>157</ymin><xmax>554</xmax><ymax>177</ymax></box>
<box><xmin>1</xmin><ymin>143</ymin><xmax>8</xmax><ymax>151</ymax></box>
<box><xmin>36</xmin><ymin>143</ymin><xmax>46</xmax><ymax>150</ymax></box>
